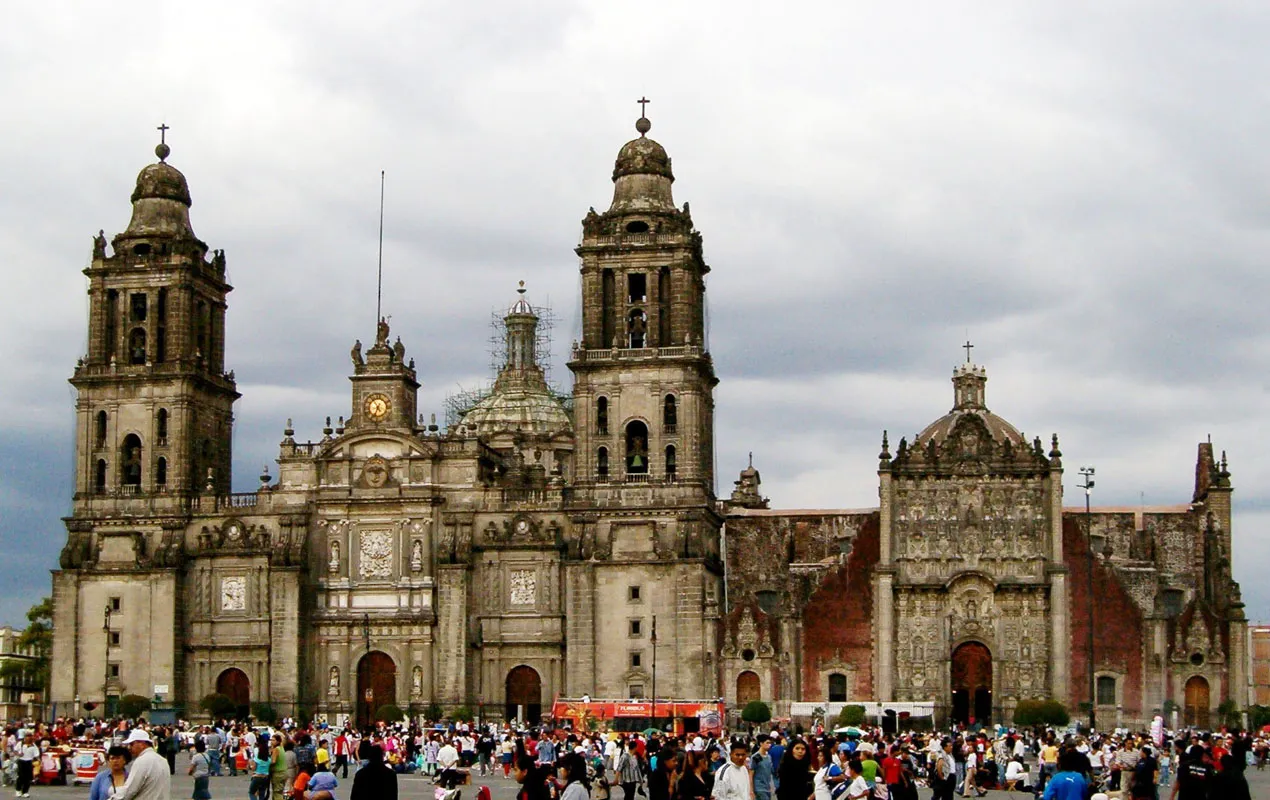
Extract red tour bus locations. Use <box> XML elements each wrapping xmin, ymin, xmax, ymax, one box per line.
<box><xmin>550</xmin><ymin>697</ymin><xmax>725</xmax><ymax>736</ymax></box>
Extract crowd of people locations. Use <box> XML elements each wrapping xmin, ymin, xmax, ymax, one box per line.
<box><xmin>2</xmin><ymin>714</ymin><xmax>1268</xmax><ymax>799</ymax></box>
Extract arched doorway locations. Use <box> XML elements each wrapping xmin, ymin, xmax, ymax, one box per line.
<box><xmin>505</xmin><ymin>665</ymin><xmax>542</xmax><ymax>724</ymax></box>
<box><xmin>357</xmin><ymin>652</ymin><xmax>397</xmax><ymax>729</ymax></box>
<box><xmin>951</xmin><ymin>642</ymin><xmax>993</xmax><ymax>725</ymax></box>
<box><xmin>1184</xmin><ymin>676</ymin><xmax>1210</xmax><ymax>729</ymax></box>
<box><xmin>216</xmin><ymin>668</ymin><xmax>250</xmax><ymax>720</ymax></box>
<box><xmin>737</xmin><ymin>670</ymin><xmax>761</xmax><ymax>706</ymax></box>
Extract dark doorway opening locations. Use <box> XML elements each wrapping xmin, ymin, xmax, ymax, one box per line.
<box><xmin>950</xmin><ymin>641</ymin><xmax>992</xmax><ymax>726</ymax></box>
<box><xmin>506</xmin><ymin>665</ymin><xmax>542</xmax><ymax>724</ymax></box>
<box><xmin>357</xmin><ymin>651</ymin><xmax>397</xmax><ymax>728</ymax></box>
<box><xmin>216</xmin><ymin>668</ymin><xmax>250</xmax><ymax>720</ymax></box>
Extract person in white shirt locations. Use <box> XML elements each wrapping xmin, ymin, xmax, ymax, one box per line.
<box><xmin>114</xmin><ymin>730</ymin><xmax>171</xmax><ymax>800</ymax></box>
<box><xmin>1004</xmin><ymin>758</ymin><xmax>1029</xmax><ymax>791</ymax></box>
<box><xmin>15</xmin><ymin>734</ymin><xmax>39</xmax><ymax>798</ymax></box>
<box><xmin>842</xmin><ymin>760</ymin><xmax>870</xmax><ymax>800</ymax></box>
<box><xmin>711</xmin><ymin>742</ymin><xmax>752</xmax><ymax>800</ymax></box>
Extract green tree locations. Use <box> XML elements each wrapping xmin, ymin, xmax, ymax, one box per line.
<box><xmin>452</xmin><ymin>705</ymin><xmax>475</xmax><ymax>722</ymax></box>
<box><xmin>252</xmin><ymin>702</ymin><xmax>279</xmax><ymax>724</ymax></box>
<box><xmin>199</xmin><ymin>693</ymin><xmax>236</xmax><ymax>719</ymax></box>
<box><xmin>375</xmin><ymin>704</ymin><xmax>406</xmax><ymax>723</ymax></box>
<box><xmin>117</xmin><ymin>694</ymin><xmax>152</xmax><ymax>719</ymax></box>
<box><xmin>1249</xmin><ymin>705</ymin><xmax>1270</xmax><ymax>729</ymax></box>
<box><xmin>0</xmin><ymin>597</ymin><xmax>53</xmax><ymax>705</ymax></box>
<box><xmin>421</xmin><ymin>702</ymin><xmax>444</xmax><ymax>721</ymax></box>
<box><xmin>741</xmin><ymin>701</ymin><xmax>772</xmax><ymax>724</ymax></box>
<box><xmin>835</xmin><ymin>705</ymin><xmax>867</xmax><ymax>727</ymax></box>
<box><xmin>1014</xmin><ymin>699</ymin><xmax>1069</xmax><ymax>727</ymax></box>
<box><xmin>1217</xmin><ymin>699</ymin><xmax>1241</xmax><ymax>731</ymax></box>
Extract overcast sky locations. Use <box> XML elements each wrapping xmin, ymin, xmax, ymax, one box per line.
<box><xmin>2</xmin><ymin>2</ymin><xmax>1268</xmax><ymax>629</ymax></box>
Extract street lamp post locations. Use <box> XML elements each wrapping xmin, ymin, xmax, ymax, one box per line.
<box><xmin>650</xmin><ymin>615</ymin><xmax>657</xmax><ymax>730</ymax></box>
<box><xmin>102</xmin><ymin>604</ymin><xmax>113</xmax><ymax>717</ymax></box>
<box><xmin>1079</xmin><ymin>466</ymin><xmax>1096</xmax><ymax>732</ymax></box>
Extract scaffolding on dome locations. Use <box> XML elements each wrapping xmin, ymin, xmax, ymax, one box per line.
<box><xmin>442</xmin><ymin>297</ymin><xmax>573</xmax><ymax>430</ymax></box>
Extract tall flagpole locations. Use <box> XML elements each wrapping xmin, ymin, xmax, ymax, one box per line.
<box><xmin>376</xmin><ymin>170</ymin><xmax>385</xmax><ymax>327</ymax></box>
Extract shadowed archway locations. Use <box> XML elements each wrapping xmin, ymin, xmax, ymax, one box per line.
<box><xmin>951</xmin><ymin>642</ymin><xmax>992</xmax><ymax>725</ymax></box>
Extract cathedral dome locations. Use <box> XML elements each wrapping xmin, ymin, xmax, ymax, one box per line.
<box><xmin>608</xmin><ymin>117</ymin><xmax>676</xmax><ymax>214</ymax></box>
<box><xmin>914</xmin><ymin>362</ymin><xmax>1027</xmax><ymax>448</ymax></box>
<box><xmin>118</xmin><ymin>143</ymin><xmax>199</xmax><ymax>242</ymax></box>
<box><xmin>613</xmin><ymin>134</ymin><xmax>674</xmax><ymax>182</ymax></box>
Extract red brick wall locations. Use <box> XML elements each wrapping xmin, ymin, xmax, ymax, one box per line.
<box><xmin>1065</xmin><ymin>517</ymin><xmax>1144</xmax><ymax>715</ymax></box>
<box><xmin>801</xmin><ymin>515</ymin><xmax>880</xmax><ymax>701</ymax></box>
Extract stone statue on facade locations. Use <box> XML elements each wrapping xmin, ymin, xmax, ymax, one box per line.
<box><xmin>92</xmin><ymin>230</ymin><xmax>107</xmax><ymax>259</ymax></box>
<box><xmin>328</xmin><ymin>666</ymin><xmax>340</xmax><ymax>696</ymax></box>
<box><xmin>376</xmin><ymin>317</ymin><xmax>390</xmax><ymax>347</ymax></box>
<box><xmin>410</xmin><ymin>539</ymin><xmax>423</xmax><ymax>572</ymax></box>
<box><xmin>350</xmin><ymin>340</ymin><xmax>364</xmax><ymax>367</ymax></box>
<box><xmin>328</xmin><ymin>540</ymin><xmax>340</xmax><ymax>573</ymax></box>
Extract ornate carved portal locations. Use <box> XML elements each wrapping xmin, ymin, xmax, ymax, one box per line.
<box><xmin>357</xmin><ymin>651</ymin><xmax>396</xmax><ymax>728</ymax></box>
<box><xmin>951</xmin><ymin>642</ymin><xmax>992</xmax><ymax>725</ymax></box>
<box><xmin>505</xmin><ymin>665</ymin><xmax>542</xmax><ymax>724</ymax></box>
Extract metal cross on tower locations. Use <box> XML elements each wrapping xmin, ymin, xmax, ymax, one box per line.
<box><xmin>963</xmin><ymin>339</ymin><xmax>974</xmax><ymax>363</ymax></box>
<box><xmin>638</xmin><ymin>96</ymin><xmax>650</xmax><ymax>116</ymax></box>
<box><xmin>157</xmin><ymin>123</ymin><xmax>169</xmax><ymax>144</ymax></box>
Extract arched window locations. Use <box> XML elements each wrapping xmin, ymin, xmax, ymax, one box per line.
<box><xmin>94</xmin><ymin>460</ymin><xmax>107</xmax><ymax>492</ymax></box>
<box><xmin>627</xmin><ymin>309</ymin><xmax>647</xmax><ymax>349</ymax></box>
<box><xmin>596</xmin><ymin>397</ymin><xmax>609</xmax><ymax>435</ymax></box>
<box><xmin>625</xmin><ymin>421</ymin><xmax>649</xmax><ymax>475</ymax></box>
<box><xmin>663</xmin><ymin>394</ymin><xmax>677</xmax><ymax>430</ymax></box>
<box><xmin>155</xmin><ymin>457</ymin><xmax>167</xmax><ymax>488</ymax></box>
<box><xmin>828</xmin><ymin>672</ymin><xmax>848</xmax><ymax>702</ymax></box>
<box><xmin>94</xmin><ymin>411</ymin><xmax>108</xmax><ymax>449</ymax></box>
<box><xmin>156</xmin><ymin>409</ymin><xmax>168</xmax><ymax>443</ymax></box>
<box><xmin>121</xmin><ymin>435</ymin><xmax>143</xmax><ymax>488</ymax></box>
<box><xmin>597</xmin><ymin>447</ymin><xmax>609</xmax><ymax>480</ymax></box>
<box><xmin>665</xmin><ymin>445</ymin><xmax>676</xmax><ymax>479</ymax></box>
<box><xmin>128</xmin><ymin>328</ymin><xmax>147</xmax><ymax>365</ymax></box>
<box><xmin>1096</xmin><ymin>675</ymin><xmax>1116</xmax><ymax>706</ymax></box>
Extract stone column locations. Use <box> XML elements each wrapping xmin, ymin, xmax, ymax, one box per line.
<box><xmin>876</xmin><ymin>571</ymin><xmax>895</xmax><ymax>701</ymax></box>
<box><xmin>1049</xmin><ymin>571</ymin><xmax>1070</xmax><ymax>704</ymax></box>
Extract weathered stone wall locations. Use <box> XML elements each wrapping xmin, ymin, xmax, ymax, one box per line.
<box><xmin>1064</xmin><ymin>516</ymin><xmax>1146</xmax><ymax>720</ymax></box>
<box><xmin>801</xmin><ymin>516</ymin><xmax>881</xmax><ymax>702</ymax></box>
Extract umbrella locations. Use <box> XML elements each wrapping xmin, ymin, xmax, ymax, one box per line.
<box><xmin>833</xmin><ymin>726</ymin><xmax>863</xmax><ymax>737</ymax></box>
<box><xmin>642</xmin><ymin>728</ymin><xmax>661</xmax><ymax>736</ymax></box>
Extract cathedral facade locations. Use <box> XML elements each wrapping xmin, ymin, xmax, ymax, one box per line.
<box><xmin>50</xmin><ymin>119</ymin><xmax>1245</xmax><ymax>730</ymax></box>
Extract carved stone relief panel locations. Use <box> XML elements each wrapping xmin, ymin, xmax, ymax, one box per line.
<box><xmin>359</xmin><ymin>529</ymin><xmax>393</xmax><ymax>579</ymax></box>
<box><xmin>892</xmin><ymin>476</ymin><xmax>1049</xmax><ymax>583</ymax></box>
<box><xmin>509</xmin><ymin>569</ymin><xmax>536</xmax><ymax>606</ymax></box>
<box><xmin>221</xmin><ymin>576</ymin><xmax>246</xmax><ymax>612</ymax></box>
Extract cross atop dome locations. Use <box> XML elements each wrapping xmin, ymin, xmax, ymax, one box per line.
<box><xmin>636</xmin><ymin>96</ymin><xmax>651</xmax><ymax>137</ymax></box>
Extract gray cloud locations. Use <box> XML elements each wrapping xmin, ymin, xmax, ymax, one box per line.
<box><xmin>2</xmin><ymin>1</ymin><xmax>1269</xmax><ymax>625</ymax></box>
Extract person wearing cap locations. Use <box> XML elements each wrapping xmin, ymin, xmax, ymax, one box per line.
<box><xmin>113</xmin><ymin>729</ymin><xmax>171</xmax><ymax>800</ymax></box>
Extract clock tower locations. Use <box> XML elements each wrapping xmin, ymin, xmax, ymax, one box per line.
<box><xmin>565</xmin><ymin>110</ymin><xmax>723</xmax><ymax>701</ymax></box>
<box><xmin>347</xmin><ymin>318</ymin><xmax>419</xmax><ymax>431</ymax></box>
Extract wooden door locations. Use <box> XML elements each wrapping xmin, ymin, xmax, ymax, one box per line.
<box><xmin>1184</xmin><ymin>676</ymin><xmax>1210</xmax><ymax>728</ymax></box>
<box><xmin>357</xmin><ymin>652</ymin><xmax>396</xmax><ymax>728</ymax></box>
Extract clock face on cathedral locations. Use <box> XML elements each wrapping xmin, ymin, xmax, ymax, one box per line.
<box><xmin>364</xmin><ymin>393</ymin><xmax>391</xmax><ymax>422</ymax></box>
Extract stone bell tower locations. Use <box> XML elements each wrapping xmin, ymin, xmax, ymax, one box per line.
<box><xmin>70</xmin><ymin>131</ymin><xmax>239</xmax><ymax>501</ymax></box>
<box><xmin>565</xmin><ymin>107</ymin><xmax>723</xmax><ymax>702</ymax></box>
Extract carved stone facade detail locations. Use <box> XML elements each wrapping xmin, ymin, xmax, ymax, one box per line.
<box><xmin>359</xmin><ymin>529</ymin><xmax>393</xmax><ymax>579</ymax></box>
<box><xmin>220</xmin><ymin>576</ymin><xmax>246</xmax><ymax>612</ymax></box>
<box><xmin>510</xmin><ymin>569</ymin><xmax>536</xmax><ymax>606</ymax></box>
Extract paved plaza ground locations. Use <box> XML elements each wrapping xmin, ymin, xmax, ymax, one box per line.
<box><xmin>12</xmin><ymin>760</ymin><xmax>1270</xmax><ymax>800</ymax></box>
